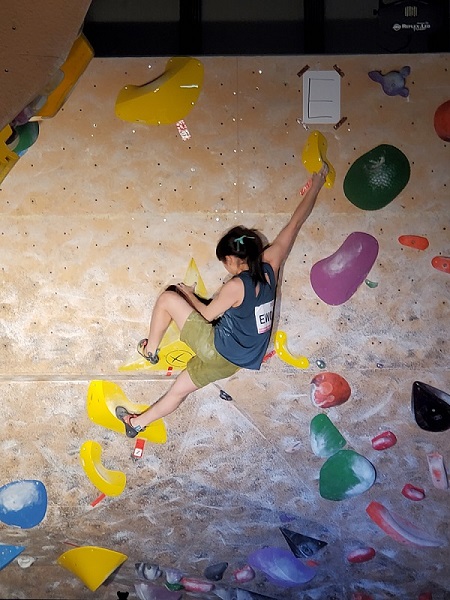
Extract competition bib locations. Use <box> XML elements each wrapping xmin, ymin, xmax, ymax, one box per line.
<box><xmin>255</xmin><ymin>300</ymin><xmax>274</xmax><ymax>334</ymax></box>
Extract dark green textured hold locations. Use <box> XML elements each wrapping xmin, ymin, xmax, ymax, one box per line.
<box><xmin>344</xmin><ymin>144</ymin><xmax>410</xmax><ymax>210</ymax></box>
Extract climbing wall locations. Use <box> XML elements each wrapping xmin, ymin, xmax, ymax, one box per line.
<box><xmin>0</xmin><ymin>54</ymin><xmax>449</xmax><ymax>599</ymax></box>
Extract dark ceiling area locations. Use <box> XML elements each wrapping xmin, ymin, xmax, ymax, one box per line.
<box><xmin>83</xmin><ymin>0</ymin><xmax>450</xmax><ymax>57</ymax></box>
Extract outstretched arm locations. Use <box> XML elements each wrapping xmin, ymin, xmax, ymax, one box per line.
<box><xmin>263</xmin><ymin>164</ymin><xmax>328</xmax><ymax>276</ymax></box>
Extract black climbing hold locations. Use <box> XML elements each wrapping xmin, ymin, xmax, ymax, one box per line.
<box><xmin>279</xmin><ymin>527</ymin><xmax>327</xmax><ymax>558</ymax></box>
<box><xmin>204</xmin><ymin>561</ymin><xmax>228</xmax><ymax>581</ymax></box>
<box><xmin>412</xmin><ymin>381</ymin><xmax>450</xmax><ymax>432</ymax></box>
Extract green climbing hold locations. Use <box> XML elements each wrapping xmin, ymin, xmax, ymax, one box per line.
<box><xmin>344</xmin><ymin>144</ymin><xmax>410</xmax><ymax>210</ymax></box>
<box><xmin>319</xmin><ymin>449</ymin><xmax>376</xmax><ymax>501</ymax></box>
<box><xmin>310</xmin><ymin>414</ymin><xmax>346</xmax><ymax>458</ymax></box>
<box><xmin>14</xmin><ymin>122</ymin><xmax>39</xmax><ymax>156</ymax></box>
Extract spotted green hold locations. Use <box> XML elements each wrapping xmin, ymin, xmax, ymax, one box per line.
<box><xmin>344</xmin><ymin>144</ymin><xmax>410</xmax><ymax>210</ymax></box>
<box><xmin>310</xmin><ymin>414</ymin><xmax>346</xmax><ymax>458</ymax></box>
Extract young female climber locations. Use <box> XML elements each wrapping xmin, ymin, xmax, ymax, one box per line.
<box><xmin>116</xmin><ymin>164</ymin><xmax>329</xmax><ymax>437</ymax></box>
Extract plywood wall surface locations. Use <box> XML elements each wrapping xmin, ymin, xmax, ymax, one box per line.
<box><xmin>0</xmin><ymin>55</ymin><xmax>449</xmax><ymax>599</ymax></box>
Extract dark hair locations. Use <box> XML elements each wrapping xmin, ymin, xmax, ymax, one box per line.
<box><xmin>215</xmin><ymin>226</ymin><xmax>266</xmax><ymax>284</ymax></box>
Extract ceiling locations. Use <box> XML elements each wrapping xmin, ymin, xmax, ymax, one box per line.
<box><xmin>1</xmin><ymin>1</ymin><xmax>449</xmax><ymax>131</ymax></box>
<box><xmin>84</xmin><ymin>0</ymin><xmax>450</xmax><ymax>56</ymax></box>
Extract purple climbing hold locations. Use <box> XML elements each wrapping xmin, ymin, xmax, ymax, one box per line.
<box><xmin>248</xmin><ymin>547</ymin><xmax>316</xmax><ymax>587</ymax></box>
<box><xmin>135</xmin><ymin>582</ymin><xmax>182</xmax><ymax>600</ymax></box>
<box><xmin>368</xmin><ymin>66</ymin><xmax>410</xmax><ymax>97</ymax></box>
<box><xmin>310</xmin><ymin>232</ymin><xmax>379</xmax><ymax>305</ymax></box>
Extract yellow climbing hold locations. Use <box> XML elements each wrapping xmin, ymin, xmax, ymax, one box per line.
<box><xmin>115</xmin><ymin>56</ymin><xmax>204</xmax><ymax>125</ymax></box>
<box><xmin>0</xmin><ymin>125</ymin><xmax>19</xmax><ymax>185</ymax></box>
<box><xmin>36</xmin><ymin>33</ymin><xmax>94</xmax><ymax>119</ymax></box>
<box><xmin>86</xmin><ymin>380</ymin><xmax>167</xmax><ymax>444</ymax></box>
<box><xmin>79</xmin><ymin>440</ymin><xmax>126</xmax><ymax>497</ymax></box>
<box><xmin>301</xmin><ymin>130</ymin><xmax>335</xmax><ymax>188</ymax></box>
<box><xmin>57</xmin><ymin>546</ymin><xmax>127</xmax><ymax>591</ymax></box>
<box><xmin>119</xmin><ymin>258</ymin><xmax>208</xmax><ymax>372</ymax></box>
<box><xmin>274</xmin><ymin>330</ymin><xmax>310</xmax><ymax>369</ymax></box>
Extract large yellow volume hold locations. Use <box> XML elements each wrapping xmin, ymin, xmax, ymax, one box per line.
<box><xmin>115</xmin><ymin>56</ymin><xmax>204</xmax><ymax>125</ymax></box>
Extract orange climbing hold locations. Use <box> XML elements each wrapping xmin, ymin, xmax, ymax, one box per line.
<box><xmin>398</xmin><ymin>235</ymin><xmax>429</xmax><ymax>250</ymax></box>
<box><xmin>431</xmin><ymin>256</ymin><xmax>450</xmax><ymax>274</ymax></box>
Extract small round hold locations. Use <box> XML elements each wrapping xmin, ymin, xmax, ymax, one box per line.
<box><xmin>376</xmin><ymin>363</ymin><xmax>384</xmax><ymax>368</ymax></box>
<box><xmin>219</xmin><ymin>390</ymin><xmax>233</xmax><ymax>401</ymax></box>
<box><xmin>18</xmin><ymin>555</ymin><xmax>35</xmax><ymax>568</ymax></box>
<box><xmin>316</xmin><ymin>359</ymin><xmax>326</xmax><ymax>369</ymax></box>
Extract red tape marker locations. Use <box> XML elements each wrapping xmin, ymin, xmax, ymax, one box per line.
<box><xmin>90</xmin><ymin>493</ymin><xmax>106</xmax><ymax>507</ymax></box>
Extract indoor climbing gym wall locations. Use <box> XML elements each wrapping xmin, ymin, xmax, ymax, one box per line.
<box><xmin>0</xmin><ymin>52</ymin><xmax>449</xmax><ymax>600</ymax></box>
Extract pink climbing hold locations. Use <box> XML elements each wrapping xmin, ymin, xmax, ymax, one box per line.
<box><xmin>180</xmin><ymin>577</ymin><xmax>214</xmax><ymax>593</ymax></box>
<box><xmin>371</xmin><ymin>431</ymin><xmax>397</xmax><ymax>450</ymax></box>
<box><xmin>232</xmin><ymin>564</ymin><xmax>255</xmax><ymax>583</ymax></box>
<box><xmin>352</xmin><ymin>594</ymin><xmax>373</xmax><ymax>600</ymax></box>
<box><xmin>426</xmin><ymin>452</ymin><xmax>448</xmax><ymax>489</ymax></box>
<box><xmin>346</xmin><ymin>547</ymin><xmax>376</xmax><ymax>564</ymax></box>
<box><xmin>419</xmin><ymin>593</ymin><xmax>433</xmax><ymax>600</ymax></box>
<box><xmin>401</xmin><ymin>483</ymin><xmax>425</xmax><ymax>501</ymax></box>
<box><xmin>366</xmin><ymin>501</ymin><xmax>444</xmax><ymax>547</ymax></box>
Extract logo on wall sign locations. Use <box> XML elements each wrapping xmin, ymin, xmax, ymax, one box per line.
<box><xmin>392</xmin><ymin>21</ymin><xmax>431</xmax><ymax>32</ymax></box>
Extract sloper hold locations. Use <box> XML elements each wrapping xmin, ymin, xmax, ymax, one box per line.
<box><xmin>115</xmin><ymin>57</ymin><xmax>204</xmax><ymax>125</ymax></box>
<box><xmin>344</xmin><ymin>144</ymin><xmax>410</xmax><ymax>211</ymax></box>
<box><xmin>320</xmin><ymin>450</ymin><xmax>376</xmax><ymax>501</ymax></box>
<box><xmin>310</xmin><ymin>232</ymin><xmax>379</xmax><ymax>305</ymax></box>
<box><xmin>411</xmin><ymin>381</ymin><xmax>450</xmax><ymax>432</ymax></box>
<box><xmin>279</xmin><ymin>527</ymin><xmax>327</xmax><ymax>558</ymax></box>
<box><xmin>247</xmin><ymin>547</ymin><xmax>316</xmax><ymax>587</ymax></box>
<box><xmin>0</xmin><ymin>480</ymin><xmax>47</xmax><ymax>529</ymax></box>
<box><xmin>310</xmin><ymin>371</ymin><xmax>351</xmax><ymax>409</ymax></box>
<box><xmin>366</xmin><ymin>501</ymin><xmax>445</xmax><ymax>547</ymax></box>
<box><xmin>310</xmin><ymin>414</ymin><xmax>347</xmax><ymax>458</ymax></box>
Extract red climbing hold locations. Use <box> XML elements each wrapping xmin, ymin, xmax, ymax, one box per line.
<box><xmin>371</xmin><ymin>431</ymin><xmax>397</xmax><ymax>450</ymax></box>
<box><xmin>346</xmin><ymin>547</ymin><xmax>376</xmax><ymax>563</ymax></box>
<box><xmin>401</xmin><ymin>483</ymin><xmax>425</xmax><ymax>501</ymax></box>
<box><xmin>180</xmin><ymin>577</ymin><xmax>214</xmax><ymax>593</ymax></box>
<box><xmin>398</xmin><ymin>235</ymin><xmax>429</xmax><ymax>250</ymax></box>
<box><xmin>431</xmin><ymin>256</ymin><xmax>450</xmax><ymax>274</ymax></box>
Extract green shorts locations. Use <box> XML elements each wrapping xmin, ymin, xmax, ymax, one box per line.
<box><xmin>180</xmin><ymin>311</ymin><xmax>240</xmax><ymax>388</ymax></box>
